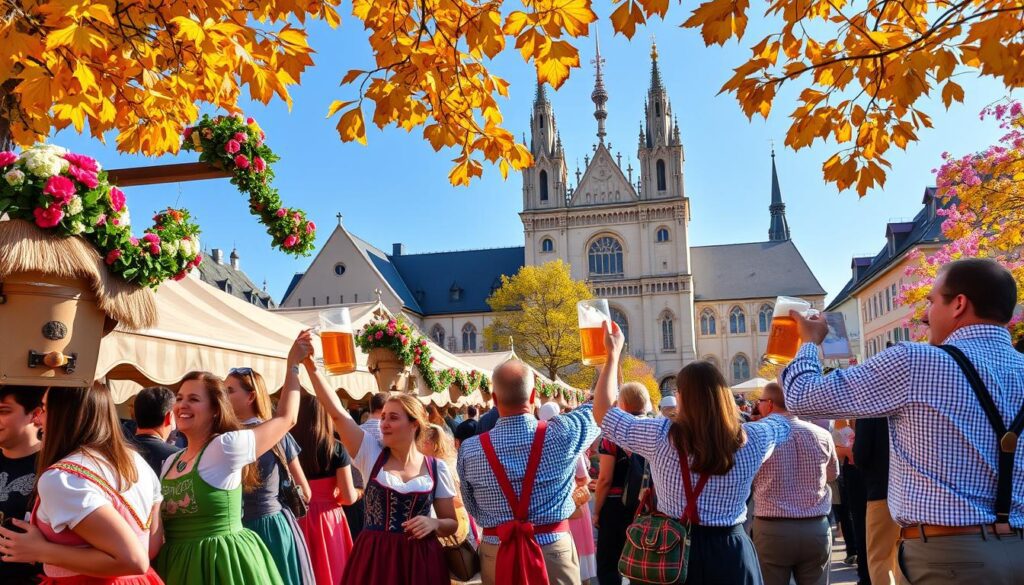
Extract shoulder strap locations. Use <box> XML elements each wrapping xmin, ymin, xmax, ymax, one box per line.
<box><xmin>479</xmin><ymin>421</ymin><xmax>549</xmax><ymax>521</ymax></box>
<box><xmin>428</xmin><ymin>456</ymin><xmax>438</xmax><ymax>499</ymax></box>
<box><xmin>677</xmin><ymin>449</ymin><xmax>709</xmax><ymax>526</ymax></box>
<box><xmin>48</xmin><ymin>462</ymin><xmax>151</xmax><ymax>530</ymax></box>
<box><xmin>939</xmin><ymin>344</ymin><xmax>1024</xmax><ymax>522</ymax></box>
<box><xmin>369</xmin><ymin>446</ymin><xmax>390</xmax><ymax>480</ymax></box>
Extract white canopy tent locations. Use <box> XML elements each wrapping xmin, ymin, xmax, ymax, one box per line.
<box><xmin>460</xmin><ymin>350</ymin><xmax>583</xmax><ymax>406</ymax></box>
<box><xmin>730</xmin><ymin>377</ymin><xmax>773</xmax><ymax>395</ymax></box>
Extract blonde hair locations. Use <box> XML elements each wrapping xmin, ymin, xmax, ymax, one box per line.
<box><xmin>226</xmin><ymin>369</ymin><xmax>273</xmax><ymax>421</ymax></box>
<box><xmin>387</xmin><ymin>394</ymin><xmax>430</xmax><ymax>440</ymax></box>
<box><xmin>619</xmin><ymin>382</ymin><xmax>649</xmax><ymax>415</ymax></box>
<box><xmin>420</xmin><ymin>423</ymin><xmax>457</xmax><ymax>466</ymax></box>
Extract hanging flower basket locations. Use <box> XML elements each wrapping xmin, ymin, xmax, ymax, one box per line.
<box><xmin>367</xmin><ymin>347</ymin><xmax>410</xmax><ymax>392</ymax></box>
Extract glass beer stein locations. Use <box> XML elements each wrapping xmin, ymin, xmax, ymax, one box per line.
<box><xmin>578</xmin><ymin>299</ymin><xmax>611</xmax><ymax>366</ymax></box>
<box><xmin>319</xmin><ymin>308</ymin><xmax>356</xmax><ymax>375</ymax></box>
<box><xmin>764</xmin><ymin>296</ymin><xmax>817</xmax><ymax>366</ymax></box>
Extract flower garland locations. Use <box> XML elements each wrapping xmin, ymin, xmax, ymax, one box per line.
<box><xmin>0</xmin><ymin>145</ymin><xmax>201</xmax><ymax>287</ymax></box>
<box><xmin>534</xmin><ymin>378</ymin><xmax>562</xmax><ymax>399</ymax></box>
<box><xmin>182</xmin><ymin>114</ymin><xmax>315</xmax><ymax>255</ymax></box>
<box><xmin>355</xmin><ymin>317</ymin><xmax>490</xmax><ymax>395</ymax></box>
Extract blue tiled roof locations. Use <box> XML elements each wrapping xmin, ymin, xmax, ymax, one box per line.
<box><xmin>825</xmin><ymin>187</ymin><xmax>947</xmax><ymax>311</ymax></box>
<box><xmin>351</xmin><ymin>234</ymin><xmax>424</xmax><ymax>313</ymax></box>
<box><xmin>282</xmin><ymin>273</ymin><xmax>303</xmax><ymax>304</ymax></box>
<box><xmin>390</xmin><ymin>247</ymin><xmax>525</xmax><ymax>314</ymax></box>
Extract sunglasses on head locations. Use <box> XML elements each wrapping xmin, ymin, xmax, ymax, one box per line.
<box><xmin>229</xmin><ymin>367</ymin><xmax>254</xmax><ymax>376</ymax></box>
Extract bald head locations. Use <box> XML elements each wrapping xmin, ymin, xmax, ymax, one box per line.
<box><xmin>762</xmin><ymin>382</ymin><xmax>786</xmax><ymax>410</ymax></box>
<box><xmin>493</xmin><ymin>360</ymin><xmax>532</xmax><ymax>407</ymax></box>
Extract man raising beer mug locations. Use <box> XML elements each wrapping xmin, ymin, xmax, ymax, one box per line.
<box><xmin>764</xmin><ymin>297</ymin><xmax>817</xmax><ymax>366</ymax></box>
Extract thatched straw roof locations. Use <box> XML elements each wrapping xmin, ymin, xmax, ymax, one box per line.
<box><xmin>0</xmin><ymin>219</ymin><xmax>157</xmax><ymax>330</ymax></box>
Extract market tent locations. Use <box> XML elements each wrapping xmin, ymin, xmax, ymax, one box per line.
<box><xmin>97</xmin><ymin>275</ymin><xmax>378</xmax><ymax>403</ymax></box>
<box><xmin>273</xmin><ymin>306</ymin><xmax>492</xmax><ymax>407</ymax></box>
<box><xmin>730</xmin><ymin>377</ymin><xmax>773</xmax><ymax>394</ymax></box>
<box><xmin>460</xmin><ymin>350</ymin><xmax>583</xmax><ymax>407</ymax></box>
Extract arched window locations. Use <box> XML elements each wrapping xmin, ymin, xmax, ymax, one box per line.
<box><xmin>462</xmin><ymin>323</ymin><xmax>477</xmax><ymax>352</ymax></box>
<box><xmin>758</xmin><ymin>304</ymin><xmax>773</xmax><ymax>333</ymax></box>
<box><xmin>539</xmin><ymin>169</ymin><xmax>549</xmax><ymax>201</ymax></box>
<box><xmin>659</xmin><ymin>377</ymin><xmax>675</xmax><ymax>398</ymax></box>
<box><xmin>541</xmin><ymin>237</ymin><xmax>554</xmax><ymax>253</ymax></box>
<box><xmin>700</xmin><ymin>309</ymin><xmax>716</xmax><ymax>336</ymax></box>
<box><xmin>588</xmin><ymin>236</ymin><xmax>624</xmax><ymax>277</ymax></box>
<box><xmin>656</xmin><ymin>159</ymin><xmax>666</xmax><ymax>191</ymax></box>
<box><xmin>656</xmin><ymin>227</ymin><xmax>670</xmax><ymax>242</ymax></box>
<box><xmin>610</xmin><ymin>307</ymin><xmax>629</xmax><ymax>349</ymax></box>
<box><xmin>660</xmin><ymin>311</ymin><xmax>675</xmax><ymax>350</ymax></box>
<box><xmin>430</xmin><ymin>324</ymin><xmax>445</xmax><ymax>347</ymax></box>
<box><xmin>729</xmin><ymin>306</ymin><xmax>746</xmax><ymax>334</ymax></box>
<box><xmin>732</xmin><ymin>354</ymin><xmax>751</xmax><ymax>382</ymax></box>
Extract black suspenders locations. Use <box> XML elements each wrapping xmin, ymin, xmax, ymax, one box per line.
<box><xmin>939</xmin><ymin>345</ymin><xmax>1024</xmax><ymax>523</ymax></box>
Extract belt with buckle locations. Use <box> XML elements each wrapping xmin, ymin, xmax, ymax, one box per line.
<box><xmin>900</xmin><ymin>523</ymin><xmax>1022</xmax><ymax>540</ymax></box>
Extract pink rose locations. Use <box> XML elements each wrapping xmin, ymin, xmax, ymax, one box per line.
<box><xmin>414</xmin><ymin>357</ymin><xmax>421</xmax><ymax>364</ymax></box>
<box><xmin>305</xmin><ymin>221</ymin><xmax>315</xmax><ymax>234</ymax></box>
<box><xmin>233</xmin><ymin>132</ymin><xmax>247</xmax><ymax>143</ymax></box>
<box><xmin>246</xmin><ymin>117</ymin><xmax>256</xmax><ymax>125</ymax></box>
<box><xmin>173</xmin><ymin>271</ymin><xmax>188</xmax><ymax>281</ymax></box>
<box><xmin>43</xmin><ymin>176</ymin><xmax>76</xmax><ymax>205</ymax></box>
<box><xmin>193</xmin><ymin>254</ymin><xmax>203</xmax><ymax>264</ymax></box>
<box><xmin>130</xmin><ymin>237</ymin><xmax>139</xmax><ymax>246</ymax></box>
<box><xmin>105</xmin><ymin>249</ymin><xmax>122</xmax><ymax>265</ymax></box>
<box><xmin>109</xmin><ymin>187</ymin><xmax>126</xmax><ymax>212</ymax></box>
<box><xmin>419</xmin><ymin>339</ymin><xmax>427</xmax><ymax>347</ymax></box>
<box><xmin>0</xmin><ymin>151</ymin><xmax>16</xmax><ymax>167</ymax></box>
<box><xmin>234</xmin><ymin>155</ymin><xmax>250</xmax><ymax>169</ymax></box>
<box><xmin>429</xmin><ymin>357</ymin><xmax>435</xmax><ymax>363</ymax></box>
<box><xmin>142</xmin><ymin>233</ymin><xmax>161</xmax><ymax>244</ymax></box>
<box><xmin>33</xmin><ymin>206</ymin><xmax>64</xmax><ymax>228</ymax></box>
<box><xmin>95</xmin><ymin>214</ymin><xmax>107</xmax><ymax>226</ymax></box>
<box><xmin>225</xmin><ymin>140</ymin><xmax>240</xmax><ymax>154</ymax></box>
<box><xmin>149</xmin><ymin>244</ymin><xmax>161</xmax><ymax>255</ymax></box>
<box><xmin>68</xmin><ymin>165</ymin><xmax>98</xmax><ymax>189</ymax></box>
<box><xmin>183</xmin><ymin>127</ymin><xmax>193</xmax><ymax>140</ymax></box>
<box><xmin>283</xmin><ymin>234</ymin><xmax>299</xmax><ymax>248</ymax></box>
<box><xmin>63</xmin><ymin>153</ymin><xmax>99</xmax><ymax>172</ymax></box>
<box><xmin>253</xmin><ymin>157</ymin><xmax>266</xmax><ymax>172</ymax></box>
<box><xmin>375</xmin><ymin>331</ymin><xmax>384</xmax><ymax>340</ymax></box>
<box><xmin>275</xmin><ymin>208</ymin><xmax>287</xmax><ymax>218</ymax></box>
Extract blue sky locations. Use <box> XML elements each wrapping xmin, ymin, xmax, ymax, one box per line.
<box><xmin>53</xmin><ymin>6</ymin><xmax>1011</xmax><ymax>303</ymax></box>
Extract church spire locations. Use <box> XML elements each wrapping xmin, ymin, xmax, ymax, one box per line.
<box><xmin>591</xmin><ymin>28</ymin><xmax>608</xmax><ymax>144</ymax></box>
<box><xmin>768</xmin><ymin>148</ymin><xmax>791</xmax><ymax>241</ymax></box>
<box><xmin>534</xmin><ymin>79</ymin><xmax>548</xmax><ymax>106</ymax></box>
<box><xmin>649</xmin><ymin>39</ymin><xmax>663</xmax><ymax>92</ymax></box>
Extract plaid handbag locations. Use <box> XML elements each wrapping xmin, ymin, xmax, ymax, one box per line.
<box><xmin>617</xmin><ymin>448</ymin><xmax>708</xmax><ymax>585</ymax></box>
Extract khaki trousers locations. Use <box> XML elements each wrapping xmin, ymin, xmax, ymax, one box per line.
<box><xmin>866</xmin><ymin>500</ymin><xmax>900</xmax><ymax>585</ymax></box>
<box><xmin>897</xmin><ymin>531</ymin><xmax>1024</xmax><ymax>585</ymax></box>
<box><xmin>479</xmin><ymin>536</ymin><xmax>581</xmax><ymax>585</ymax></box>
<box><xmin>752</xmin><ymin>516</ymin><xmax>831</xmax><ymax>585</ymax></box>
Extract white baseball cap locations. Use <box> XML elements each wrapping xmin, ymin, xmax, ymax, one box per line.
<box><xmin>659</xmin><ymin>396</ymin><xmax>677</xmax><ymax>409</ymax></box>
<box><xmin>538</xmin><ymin>402</ymin><xmax>561</xmax><ymax>422</ymax></box>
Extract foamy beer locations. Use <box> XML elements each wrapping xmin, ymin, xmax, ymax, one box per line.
<box><xmin>578</xmin><ymin>299</ymin><xmax>611</xmax><ymax>366</ymax></box>
<box><xmin>764</xmin><ymin>296</ymin><xmax>816</xmax><ymax>365</ymax></box>
<box><xmin>319</xmin><ymin>308</ymin><xmax>356</xmax><ymax>375</ymax></box>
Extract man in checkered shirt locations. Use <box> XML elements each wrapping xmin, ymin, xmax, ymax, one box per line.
<box><xmin>458</xmin><ymin>360</ymin><xmax>600</xmax><ymax>585</ymax></box>
<box><xmin>782</xmin><ymin>258</ymin><xmax>1024</xmax><ymax>584</ymax></box>
<box><xmin>750</xmin><ymin>382</ymin><xmax>839</xmax><ymax>585</ymax></box>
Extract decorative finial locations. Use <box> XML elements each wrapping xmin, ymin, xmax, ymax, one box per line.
<box><xmin>590</xmin><ymin>27</ymin><xmax>608</xmax><ymax>144</ymax></box>
<box><xmin>650</xmin><ymin>34</ymin><xmax>658</xmax><ymax>60</ymax></box>
<box><xmin>616</xmin><ymin>152</ymin><xmax>622</xmax><ymax>167</ymax></box>
<box><xmin>336</xmin><ymin>212</ymin><xmax>343</xmax><ymax>226</ymax></box>
<box><xmin>627</xmin><ymin>162</ymin><xmax>633</xmax><ymax>182</ymax></box>
<box><xmin>374</xmin><ymin>288</ymin><xmax>383</xmax><ymax>303</ymax></box>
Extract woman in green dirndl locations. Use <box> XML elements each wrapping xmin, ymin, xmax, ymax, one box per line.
<box><xmin>155</xmin><ymin>331</ymin><xmax>312</xmax><ymax>585</ymax></box>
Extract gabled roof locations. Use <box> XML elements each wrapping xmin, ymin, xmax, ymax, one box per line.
<box><xmin>349</xmin><ymin>234</ymin><xmax>424</xmax><ymax>313</ymax></box>
<box><xmin>390</xmin><ymin>247</ymin><xmax>525</xmax><ymax>314</ymax></box>
<box><xmin>568</xmin><ymin>143</ymin><xmax>639</xmax><ymax>207</ymax></box>
<box><xmin>281</xmin><ymin>273</ymin><xmax>303</xmax><ymax>303</ymax></box>
<box><xmin>197</xmin><ymin>255</ymin><xmax>275</xmax><ymax>308</ymax></box>
<box><xmin>690</xmin><ymin>240</ymin><xmax>826</xmax><ymax>301</ymax></box>
<box><xmin>825</xmin><ymin>187</ymin><xmax>948</xmax><ymax>311</ymax></box>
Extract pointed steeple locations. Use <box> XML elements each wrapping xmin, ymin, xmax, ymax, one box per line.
<box><xmin>591</xmin><ymin>28</ymin><xmax>608</xmax><ymax>144</ymax></box>
<box><xmin>534</xmin><ymin>79</ymin><xmax>548</xmax><ymax>106</ymax></box>
<box><xmin>768</xmin><ymin>148</ymin><xmax>791</xmax><ymax>241</ymax></box>
<box><xmin>649</xmin><ymin>40</ymin><xmax>664</xmax><ymax>92</ymax></box>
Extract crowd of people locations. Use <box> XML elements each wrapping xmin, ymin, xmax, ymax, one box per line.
<box><xmin>0</xmin><ymin>257</ymin><xmax>1021</xmax><ymax>585</ymax></box>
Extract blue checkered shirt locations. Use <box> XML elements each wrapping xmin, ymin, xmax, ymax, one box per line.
<box><xmin>781</xmin><ymin>325</ymin><xmax>1024</xmax><ymax>528</ymax></box>
<box><xmin>458</xmin><ymin>406</ymin><xmax>600</xmax><ymax>545</ymax></box>
<box><xmin>601</xmin><ymin>407</ymin><xmax>792</xmax><ymax>526</ymax></box>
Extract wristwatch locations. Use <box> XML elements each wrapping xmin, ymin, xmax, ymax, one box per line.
<box><xmin>290</xmin><ymin>364</ymin><xmax>301</xmax><ymax>374</ymax></box>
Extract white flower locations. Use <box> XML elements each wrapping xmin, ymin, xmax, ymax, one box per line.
<box><xmin>162</xmin><ymin>239</ymin><xmax>179</xmax><ymax>257</ymax></box>
<box><xmin>3</xmin><ymin>169</ymin><xmax>24</xmax><ymax>186</ymax></box>
<box><xmin>65</xmin><ymin>196</ymin><xmax>83</xmax><ymax>215</ymax></box>
<box><xmin>179</xmin><ymin>237</ymin><xmax>193</xmax><ymax>256</ymax></box>
<box><xmin>119</xmin><ymin>208</ymin><xmax>131</xmax><ymax>226</ymax></box>
<box><xmin>22</xmin><ymin>152</ymin><xmax>66</xmax><ymax>178</ymax></box>
<box><xmin>69</xmin><ymin>221</ymin><xmax>85</xmax><ymax>235</ymax></box>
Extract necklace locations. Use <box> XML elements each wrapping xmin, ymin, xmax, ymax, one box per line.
<box><xmin>175</xmin><ymin>451</ymin><xmax>199</xmax><ymax>473</ymax></box>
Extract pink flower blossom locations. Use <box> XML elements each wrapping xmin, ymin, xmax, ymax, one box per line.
<box><xmin>0</xmin><ymin>151</ymin><xmax>17</xmax><ymax>167</ymax></box>
<box><xmin>33</xmin><ymin>206</ymin><xmax>64</xmax><ymax>228</ymax></box>
<box><xmin>225</xmin><ymin>140</ymin><xmax>241</xmax><ymax>154</ymax></box>
<box><xmin>375</xmin><ymin>331</ymin><xmax>384</xmax><ymax>340</ymax></box>
<box><xmin>234</xmin><ymin>155</ymin><xmax>250</xmax><ymax>169</ymax></box>
<box><xmin>253</xmin><ymin>157</ymin><xmax>266</xmax><ymax>172</ymax></box>
<box><xmin>109</xmin><ymin>187</ymin><xmax>126</xmax><ymax>212</ymax></box>
<box><xmin>43</xmin><ymin>176</ymin><xmax>76</xmax><ymax>205</ymax></box>
<box><xmin>276</xmin><ymin>208</ymin><xmax>288</xmax><ymax>218</ymax></box>
<box><xmin>130</xmin><ymin>237</ymin><xmax>139</xmax><ymax>246</ymax></box>
<box><xmin>95</xmin><ymin>214</ymin><xmax>107</xmax><ymax>226</ymax></box>
<box><xmin>142</xmin><ymin>233</ymin><xmax>161</xmax><ymax>245</ymax></box>
<box><xmin>105</xmin><ymin>249</ymin><xmax>122</xmax><ymax>265</ymax></box>
<box><xmin>149</xmin><ymin>244</ymin><xmax>161</xmax><ymax>255</ymax></box>
<box><xmin>247</xmin><ymin>117</ymin><xmax>256</xmax><ymax>125</ymax></box>
<box><xmin>194</xmin><ymin>254</ymin><xmax>203</xmax><ymax>264</ymax></box>
<box><xmin>306</xmin><ymin>221</ymin><xmax>315</xmax><ymax>234</ymax></box>
<box><xmin>183</xmin><ymin>127</ymin><xmax>193</xmax><ymax>140</ymax></box>
<box><xmin>233</xmin><ymin>132</ymin><xmax>247</xmax><ymax>143</ymax></box>
<box><xmin>283</xmin><ymin>235</ymin><xmax>298</xmax><ymax>248</ymax></box>
<box><xmin>68</xmin><ymin>165</ymin><xmax>98</xmax><ymax>189</ymax></box>
<box><xmin>173</xmin><ymin>271</ymin><xmax>188</xmax><ymax>281</ymax></box>
<box><xmin>63</xmin><ymin>153</ymin><xmax>99</xmax><ymax>173</ymax></box>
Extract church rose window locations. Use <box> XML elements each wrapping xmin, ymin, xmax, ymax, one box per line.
<box><xmin>334</xmin><ymin>263</ymin><xmax>346</xmax><ymax>276</ymax></box>
<box><xmin>588</xmin><ymin>236</ymin><xmax>624</xmax><ymax>277</ymax></box>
